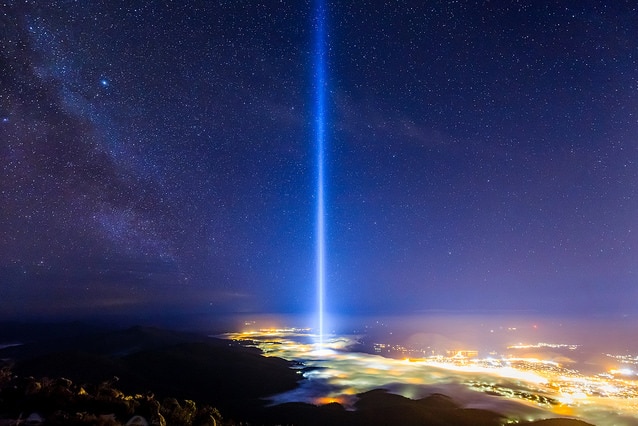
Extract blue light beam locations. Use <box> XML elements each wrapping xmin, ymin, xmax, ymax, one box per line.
<box><xmin>314</xmin><ymin>0</ymin><xmax>327</xmax><ymax>348</ymax></box>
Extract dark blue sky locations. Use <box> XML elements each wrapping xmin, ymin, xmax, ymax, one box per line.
<box><xmin>1</xmin><ymin>1</ymin><xmax>637</xmax><ymax>320</ymax></box>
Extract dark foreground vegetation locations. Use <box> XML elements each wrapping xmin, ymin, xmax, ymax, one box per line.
<box><xmin>0</xmin><ymin>323</ymin><xmax>595</xmax><ymax>425</ymax></box>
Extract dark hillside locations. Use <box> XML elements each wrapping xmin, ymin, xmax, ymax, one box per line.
<box><xmin>5</xmin><ymin>325</ymin><xmax>300</xmax><ymax>418</ymax></box>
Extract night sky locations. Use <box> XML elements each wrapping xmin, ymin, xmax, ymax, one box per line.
<box><xmin>1</xmin><ymin>1</ymin><xmax>637</xmax><ymax>320</ymax></box>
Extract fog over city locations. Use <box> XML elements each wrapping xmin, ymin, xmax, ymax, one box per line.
<box><xmin>222</xmin><ymin>312</ymin><xmax>638</xmax><ymax>426</ymax></box>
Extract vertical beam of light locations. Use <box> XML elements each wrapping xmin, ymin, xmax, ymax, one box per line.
<box><xmin>314</xmin><ymin>0</ymin><xmax>327</xmax><ymax>348</ymax></box>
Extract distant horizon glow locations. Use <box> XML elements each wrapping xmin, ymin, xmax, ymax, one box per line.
<box><xmin>314</xmin><ymin>0</ymin><xmax>327</xmax><ymax>348</ymax></box>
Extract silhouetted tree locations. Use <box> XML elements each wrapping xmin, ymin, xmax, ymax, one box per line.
<box><xmin>160</xmin><ymin>397</ymin><xmax>197</xmax><ymax>426</ymax></box>
<box><xmin>193</xmin><ymin>404</ymin><xmax>222</xmax><ymax>426</ymax></box>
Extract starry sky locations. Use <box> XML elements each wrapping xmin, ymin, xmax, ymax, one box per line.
<box><xmin>1</xmin><ymin>1</ymin><xmax>637</xmax><ymax>320</ymax></box>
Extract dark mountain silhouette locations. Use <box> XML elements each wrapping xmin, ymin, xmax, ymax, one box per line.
<box><xmin>257</xmin><ymin>390</ymin><xmax>594</xmax><ymax>426</ymax></box>
<box><xmin>3</xmin><ymin>323</ymin><xmax>298</xmax><ymax>418</ymax></box>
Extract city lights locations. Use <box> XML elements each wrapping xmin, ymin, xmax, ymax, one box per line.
<box><xmin>222</xmin><ymin>327</ymin><xmax>638</xmax><ymax>425</ymax></box>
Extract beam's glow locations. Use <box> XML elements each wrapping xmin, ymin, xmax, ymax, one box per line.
<box><xmin>314</xmin><ymin>0</ymin><xmax>327</xmax><ymax>348</ymax></box>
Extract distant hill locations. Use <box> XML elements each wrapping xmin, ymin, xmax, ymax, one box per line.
<box><xmin>0</xmin><ymin>323</ymin><xmax>208</xmax><ymax>359</ymax></box>
<box><xmin>259</xmin><ymin>390</ymin><xmax>595</xmax><ymax>426</ymax></box>
<box><xmin>0</xmin><ymin>321</ymin><xmax>106</xmax><ymax>345</ymax></box>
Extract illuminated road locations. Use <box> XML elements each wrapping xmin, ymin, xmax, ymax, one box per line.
<box><xmin>222</xmin><ymin>328</ymin><xmax>638</xmax><ymax>426</ymax></box>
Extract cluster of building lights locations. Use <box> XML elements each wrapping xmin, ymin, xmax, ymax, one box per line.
<box><xmin>412</xmin><ymin>354</ymin><xmax>638</xmax><ymax>401</ymax></box>
<box><xmin>507</xmin><ymin>343</ymin><xmax>580</xmax><ymax>350</ymax></box>
<box><xmin>371</xmin><ymin>340</ymin><xmax>638</xmax><ymax>403</ymax></box>
<box><xmin>606</xmin><ymin>353</ymin><xmax>638</xmax><ymax>367</ymax></box>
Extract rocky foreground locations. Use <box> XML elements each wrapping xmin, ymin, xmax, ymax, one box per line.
<box><xmin>0</xmin><ymin>323</ymin><xmax>594</xmax><ymax>425</ymax></box>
